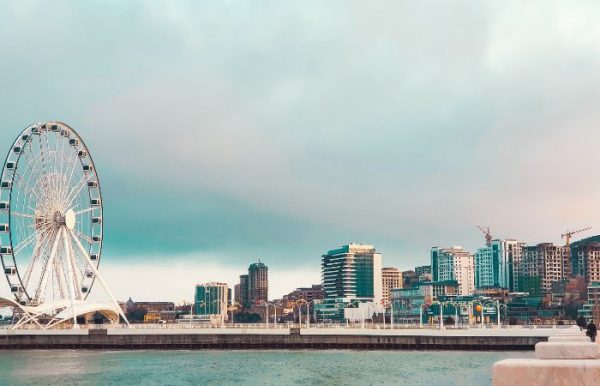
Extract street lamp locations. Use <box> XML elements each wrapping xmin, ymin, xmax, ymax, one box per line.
<box><xmin>263</xmin><ymin>301</ymin><xmax>270</xmax><ymax>328</ymax></box>
<box><xmin>297</xmin><ymin>299</ymin><xmax>309</xmax><ymax>329</ymax></box>
<box><xmin>268</xmin><ymin>303</ymin><xmax>277</xmax><ymax>327</ymax></box>
<box><xmin>390</xmin><ymin>300</ymin><xmax>395</xmax><ymax>330</ymax></box>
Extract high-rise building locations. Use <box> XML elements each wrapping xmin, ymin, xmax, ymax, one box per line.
<box><xmin>194</xmin><ymin>282</ymin><xmax>229</xmax><ymax>320</ymax></box>
<box><xmin>517</xmin><ymin>243</ymin><xmax>568</xmax><ymax>294</ymax></box>
<box><xmin>571</xmin><ymin>235</ymin><xmax>600</xmax><ymax>283</ymax></box>
<box><xmin>474</xmin><ymin>239</ymin><xmax>525</xmax><ymax>291</ymax></box>
<box><xmin>415</xmin><ymin>265</ymin><xmax>432</xmax><ymax>282</ymax></box>
<box><xmin>239</xmin><ymin>274</ymin><xmax>249</xmax><ymax>307</ymax></box>
<box><xmin>234</xmin><ymin>283</ymin><xmax>242</xmax><ymax>304</ymax></box>
<box><xmin>381</xmin><ymin>267</ymin><xmax>402</xmax><ymax>304</ymax></box>
<box><xmin>431</xmin><ymin>246</ymin><xmax>474</xmax><ymax>296</ymax></box>
<box><xmin>248</xmin><ymin>261</ymin><xmax>269</xmax><ymax>304</ymax></box>
<box><xmin>321</xmin><ymin>243</ymin><xmax>383</xmax><ymax>304</ymax></box>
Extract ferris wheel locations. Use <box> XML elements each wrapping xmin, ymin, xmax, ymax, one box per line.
<box><xmin>0</xmin><ymin>122</ymin><xmax>105</xmax><ymax>308</ymax></box>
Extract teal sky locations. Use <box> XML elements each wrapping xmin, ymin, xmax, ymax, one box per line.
<box><xmin>2</xmin><ymin>1</ymin><xmax>600</xmax><ymax>300</ymax></box>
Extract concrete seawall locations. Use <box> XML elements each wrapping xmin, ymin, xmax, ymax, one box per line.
<box><xmin>0</xmin><ymin>330</ymin><xmax>547</xmax><ymax>350</ymax></box>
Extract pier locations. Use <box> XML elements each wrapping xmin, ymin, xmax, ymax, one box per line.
<box><xmin>0</xmin><ymin>326</ymin><xmax>562</xmax><ymax>350</ymax></box>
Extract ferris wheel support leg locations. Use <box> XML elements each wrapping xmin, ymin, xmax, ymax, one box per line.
<box><xmin>61</xmin><ymin>227</ymin><xmax>79</xmax><ymax>329</ymax></box>
<box><xmin>35</xmin><ymin>230</ymin><xmax>62</xmax><ymax>303</ymax></box>
<box><xmin>67</xmin><ymin>227</ymin><xmax>130</xmax><ymax>326</ymax></box>
<box><xmin>67</xmin><ymin>238</ymin><xmax>83</xmax><ymax>300</ymax></box>
<box><xmin>12</xmin><ymin>310</ymin><xmax>44</xmax><ymax>330</ymax></box>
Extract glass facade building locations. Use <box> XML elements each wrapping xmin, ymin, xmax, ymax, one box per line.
<box><xmin>320</xmin><ymin>243</ymin><xmax>382</xmax><ymax>320</ymax></box>
<box><xmin>194</xmin><ymin>282</ymin><xmax>229</xmax><ymax>318</ymax></box>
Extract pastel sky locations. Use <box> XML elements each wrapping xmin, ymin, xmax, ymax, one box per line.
<box><xmin>1</xmin><ymin>1</ymin><xmax>600</xmax><ymax>302</ymax></box>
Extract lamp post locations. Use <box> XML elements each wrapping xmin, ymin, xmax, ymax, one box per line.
<box><xmin>455</xmin><ymin>302</ymin><xmax>459</xmax><ymax>328</ymax></box>
<box><xmin>390</xmin><ymin>300</ymin><xmax>395</xmax><ymax>330</ymax></box>
<box><xmin>496</xmin><ymin>300</ymin><xmax>501</xmax><ymax>328</ymax></box>
<box><xmin>419</xmin><ymin>304</ymin><xmax>424</xmax><ymax>329</ymax></box>
<box><xmin>270</xmin><ymin>303</ymin><xmax>277</xmax><ymax>327</ymax></box>
<box><xmin>308</xmin><ymin>300</ymin><xmax>319</xmax><ymax>327</ymax></box>
<box><xmin>264</xmin><ymin>301</ymin><xmax>269</xmax><ymax>328</ymax></box>
<box><xmin>297</xmin><ymin>299</ymin><xmax>309</xmax><ymax>328</ymax></box>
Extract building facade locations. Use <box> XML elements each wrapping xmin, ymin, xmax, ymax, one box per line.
<box><xmin>322</xmin><ymin>243</ymin><xmax>383</xmax><ymax>303</ymax></box>
<box><xmin>431</xmin><ymin>246</ymin><xmax>474</xmax><ymax>296</ymax></box>
<box><xmin>571</xmin><ymin>236</ymin><xmax>600</xmax><ymax>284</ymax></box>
<box><xmin>320</xmin><ymin>243</ymin><xmax>383</xmax><ymax>319</ymax></box>
<box><xmin>239</xmin><ymin>274</ymin><xmax>249</xmax><ymax>307</ymax></box>
<box><xmin>381</xmin><ymin>267</ymin><xmax>402</xmax><ymax>305</ymax></box>
<box><xmin>475</xmin><ymin>239</ymin><xmax>525</xmax><ymax>291</ymax></box>
<box><xmin>518</xmin><ymin>243</ymin><xmax>568</xmax><ymax>294</ymax></box>
<box><xmin>194</xmin><ymin>282</ymin><xmax>229</xmax><ymax>320</ymax></box>
<box><xmin>248</xmin><ymin>261</ymin><xmax>269</xmax><ymax>305</ymax></box>
<box><xmin>283</xmin><ymin>284</ymin><xmax>324</xmax><ymax>302</ymax></box>
<box><xmin>415</xmin><ymin>265</ymin><xmax>432</xmax><ymax>282</ymax></box>
<box><xmin>402</xmin><ymin>270</ymin><xmax>419</xmax><ymax>289</ymax></box>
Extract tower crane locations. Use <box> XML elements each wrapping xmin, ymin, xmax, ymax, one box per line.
<box><xmin>562</xmin><ymin>226</ymin><xmax>591</xmax><ymax>277</ymax></box>
<box><xmin>477</xmin><ymin>226</ymin><xmax>492</xmax><ymax>246</ymax></box>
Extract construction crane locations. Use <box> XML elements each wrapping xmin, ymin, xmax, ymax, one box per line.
<box><xmin>562</xmin><ymin>226</ymin><xmax>592</xmax><ymax>277</ymax></box>
<box><xmin>477</xmin><ymin>226</ymin><xmax>492</xmax><ymax>246</ymax></box>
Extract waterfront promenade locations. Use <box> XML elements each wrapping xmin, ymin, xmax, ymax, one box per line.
<box><xmin>0</xmin><ymin>324</ymin><xmax>575</xmax><ymax>350</ymax></box>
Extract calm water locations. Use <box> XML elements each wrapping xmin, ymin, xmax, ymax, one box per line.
<box><xmin>0</xmin><ymin>350</ymin><xmax>533</xmax><ymax>385</ymax></box>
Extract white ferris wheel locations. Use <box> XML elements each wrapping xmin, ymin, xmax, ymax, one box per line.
<box><xmin>0</xmin><ymin>122</ymin><xmax>127</xmax><ymax>328</ymax></box>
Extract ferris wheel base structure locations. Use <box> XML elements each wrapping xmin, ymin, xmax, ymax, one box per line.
<box><xmin>0</xmin><ymin>122</ymin><xmax>128</xmax><ymax>329</ymax></box>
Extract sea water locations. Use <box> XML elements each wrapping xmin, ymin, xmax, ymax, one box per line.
<box><xmin>0</xmin><ymin>349</ymin><xmax>533</xmax><ymax>385</ymax></box>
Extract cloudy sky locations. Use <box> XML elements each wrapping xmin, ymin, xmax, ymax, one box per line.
<box><xmin>1</xmin><ymin>1</ymin><xmax>600</xmax><ymax>302</ymax></box>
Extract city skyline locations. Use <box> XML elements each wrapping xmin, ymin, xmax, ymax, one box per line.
<box><xmin>2</xmin><ymin>1</ymin><xmax>600</xmax><ymax>302</ymax></box>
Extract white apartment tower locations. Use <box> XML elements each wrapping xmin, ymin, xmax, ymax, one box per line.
<box><xmin>431</xmin><ymin>246</ymin><xmax>475</xmax><ymax>296</ymax></box>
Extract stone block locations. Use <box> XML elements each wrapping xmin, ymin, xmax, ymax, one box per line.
<box><xmin>548</xmin><ymin>335</ymin><xmax>591</xmax><ymax>343</ymax></box>
<box><xmin>535</xmin><ymin>342</ymin><xmax>600</xmax><ymax>359</ymax></box>
<box><xmin>493</xmin><ymin>358</ymin><xmax>600</xmax><ymax>386</ymax></box>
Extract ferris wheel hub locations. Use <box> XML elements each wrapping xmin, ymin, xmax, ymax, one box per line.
<box><xmin>65</xmin><ymin>209</ymin><xmax>75</xmax><ymax>230</ymax></box>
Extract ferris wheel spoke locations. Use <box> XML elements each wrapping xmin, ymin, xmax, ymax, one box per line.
<box><xmin>72</xmin><ymin>229</ymin><xmax>93</xmax><ymax>245</ymax></box>
<box><xmin>60</xmin><ymin>145</ymin><xmax>80</xmax><ymax>204</ymax></box>
<box><xmin>63</xmin><ymin>176</ymin><xmax>89</xmax><ymax>210</ymax></box>
<box><xmin>22</xmin><ymin>234</ymin><xmax>47</xmax><ymax>291</ymax></box>
<box><xmin>24</xmin><ymin>228</ymin><xmax>56</xmax><ymax>291</ymax></box>
<box><xmin>21</xmin><ymin>143</ymin><xmax>38</xmax><ymax>176</ymax></box>
<box><xmin>11</xmin><ymin>211</ymin><xmax>35</xmax><ymax>219</ymax></box>
<box><xmin>13</xmin><ymin>226</ymin><xmax>44</xmax><ymax>255</ymax></box>
<box><xmin>12</xmin><ymin>171</ymin><xmax>43</xmax><ymax>203</ymax></box>
<box><xmin>74</xmin><ymin>207</ymin><xmax>94</xmax><ymax>216</ymax></box>
<box><xmin>34</xmin><ymin>228</ymin><xmax>62</xmax><ymax>303</ymax></box>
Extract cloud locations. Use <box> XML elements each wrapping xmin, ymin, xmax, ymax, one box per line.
<box><xmin>1</xmin><ymin>0</ymin><xmax>600</xmax><ymax>282</ymax></box>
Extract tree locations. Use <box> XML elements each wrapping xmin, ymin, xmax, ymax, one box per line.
<box><xmin>234</xmin><ymin>312</ymin><xmax>262</xmax><ymax>323</ymax></box>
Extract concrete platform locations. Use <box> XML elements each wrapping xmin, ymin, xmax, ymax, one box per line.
<box><xmin>535</xmin><ymin>342</ymin><xmax>600</xmax><ymax>359</ymax></box>
<box><xmin>493</xmin><ymin>358</ymin><xmax>600</xmax><ymax>386</ymax></box>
